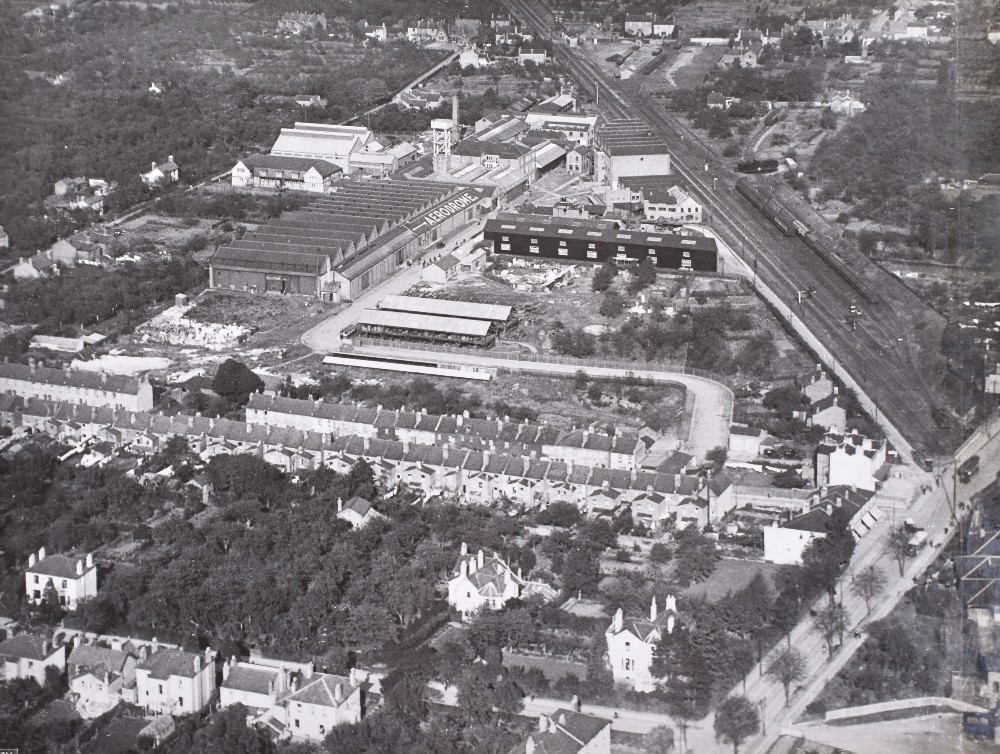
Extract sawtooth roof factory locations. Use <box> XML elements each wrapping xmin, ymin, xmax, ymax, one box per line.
<box><xmin>483</xmin><ymin>213</ymin><xmax>717</xmax><ymax>271</ymax></box>
<box><xmin>209</xmin><ymin>180</ymin><xmax>493</xmax><ymax>301</ymax></box>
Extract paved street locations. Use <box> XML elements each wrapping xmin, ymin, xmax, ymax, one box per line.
<box><xmin>299</xmin><ymin>219</ymin><xmax>487</xmax><ymax>351</ymax></box>
<box><xmin>351</xmin><ymin>343</ymin><xmax>733</xmax><ymax>462</ymax></box>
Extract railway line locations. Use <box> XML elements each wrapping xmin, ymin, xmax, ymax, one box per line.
<box><xmin>503</xmin><ymin>0</ymin><xmax>948</xmax><ymax>452</ymax></box>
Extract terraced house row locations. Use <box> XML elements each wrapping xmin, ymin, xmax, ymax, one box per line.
<box><xmin>1</xmin><ymin>397</ymin><xmax>720</xmax><ymax>529</ymax></box>
<box><xmin>245</xmin><ymin>393</ymin><xmax>649</xmax><ymax>471</ymax></box>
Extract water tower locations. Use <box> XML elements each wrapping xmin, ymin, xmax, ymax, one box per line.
<box><xmin>431</xmin><ymin>118</ymin><xmax>454</xmax><ymax>175</ymax></box>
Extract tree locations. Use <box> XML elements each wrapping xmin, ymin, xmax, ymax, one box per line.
<box><xmin>888</xmin><ymin>525</ymin><xmax>910</xmax><ymax>576</ymax></box>
<box><xmin>814</xmin><ymin>602</ymin><xmax>846</xmax><ymax>656</ymax></box>
<box><xmin>628</xmin><ymin>256</ymin><xmax>658</xmax><ymax>294</ymax></box>
<box><xmin>673</xmin><ymin>528</ymin><xmax>719</xmax><ymax>586</ymax></box>
<box><xmin>599</xmin><ymin>291</ymin><xmax>626</xmax><ymax>318</ymax></box>
<box><xmin>705</xmin><ymin>446</ymin><xmax>728</xmax><ymax>470</ymax></box>
<box><xmin>801</xmin><ymin>507</ymin><xmax>856</xmax><ymax>601</ymax></box>
<box><xmin>591</xmin><ymin>260</ymin><xmax>618</xmax><ymax>292</ymax></box>
<box><xmin>646</xmin><ymin>725</ymin><xmax>675</xmax><ymax>753</ymax></box>
<box><xmin>212</xmin><ymin>359</ymin><xmax>264</xmax><ymax>406</ymax></box>
<box><xmin>851</xmin><ymin>564</ymin><xmax>887</xmax><ymax>614</ymax></box>
<box><xmin>766</xmin><ymin>646</ymin><xmax>805</xmax><ymax>703</ymax></box>
<box><xmin>713</xmin><ymin>696</ymin><xmax>759</xmax><ymax>754</ymax></box>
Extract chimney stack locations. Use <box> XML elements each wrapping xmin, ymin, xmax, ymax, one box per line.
<box><xmin>76</xmin><ymin>559</ymin><xmax>84</xmax><ymax>575</ymax></box>
<box><xmin>612</xmin><ymin>607</ymin><xmax>623</xmax><ymax>633</ymax></box>
<box><xmin>334</xmin><ymin>683</ymin><xmax>344</xmax><ymax>703</ymax></box>
<box><xmin>337</xmin><ymin>497</ymin><xmax>343</xmax><ymax>513</ymax></box>
<box><xmin>39</xmin><ymin>547</ymin><xmax>46</xmax><ymax>560</ymax></box>
<box><xmin>461</xmin><ymin>542</ymin><xmax>468</xmax><ymax>556</ymax></box>
<box><xmin>85</xmin><ymin>553</ymin><xmax>93</xmax><ymax>569</ymax></box>
<box><xmin>538</xmin><ymin>714</ymin><xmax>549</xmax><ymax>732</ymax></box>
<box><xmin>452</xmin><ymin>95</ymin><xmax>460</xmax><ymax>142</ymax></box>
<box><xmin>460</xmin><ymin>559</ymin><xmax>468</xmax><ymax>578</ymax></box>
<box><xmin>477</xmin><ymin>549</ymin><xmax>484</xmax><ymax>569</ymax></box>
<box><xmin>29</xmin><ymin>553</ymin><xmax>36</xmax><ymax>567</ymax></box>
<box><xmin>665</xmin><ymin>594</ymin><xmax>676</xmax><ymax>612</ymax></box>
<box><xmin>650</xmin><ymin>596</ymin><xmax>657</xmax><ymax>622</ymax></box>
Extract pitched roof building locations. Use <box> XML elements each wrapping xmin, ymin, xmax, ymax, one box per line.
<box><xmin>447</xmin><ymin>543</ymin><xmax>556</xmax><ymax>620</ymax></box>
<box><xmin>513</xmin><ymin>710</ymin><xmax>611</xmax><ymax>754</ymax></box>
<box><xmin>25</xmin><ymin>548</ymin><xmax>97</xmax><ymax>610</ymax></box>
<box><xmin>605</xmin><ymin>596</ymin><xmax>677</xmax><ymax>691</ymax></box>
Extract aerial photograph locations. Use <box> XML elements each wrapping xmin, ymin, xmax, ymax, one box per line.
<box><xmin>0</xmin><ymin>0</ymin><xmax>997</xmax><ymax>750</ymax></box>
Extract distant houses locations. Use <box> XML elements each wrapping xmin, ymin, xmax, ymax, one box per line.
<box><xmin>278</xmin><ymin>12</ymin><xmax>326</xmax><ymax>35</ymax></box>
<box><xmin>141</xmin><ymin>156</ymin><xmax>180</xmax><ymax>186</ymax></box>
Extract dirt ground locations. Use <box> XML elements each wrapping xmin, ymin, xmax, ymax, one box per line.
<box><xmin>794</xmin><ymin>714</ymin><xmax>995</xmax><ymax>754</ymax></box>
<box><xmin>640</xmin><ymin>44</ymin><xmax>727</xmax><ymax>93</ymax></box>
<box><xmin>120</xmin><ymin>213</ymin><xmax>219</xmax><ymax>248</ymax></box>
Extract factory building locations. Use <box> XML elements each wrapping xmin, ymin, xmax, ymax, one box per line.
<box><xmin>376</xmin><ymin>295</ymin><xmax>514</xmax><ymax>333</ymax></box>
<box><xmin>594</xmin><ymin>119</ymin><xmax>672</xmax><ymax>189</ymax></box>
<box><xmin>210</xmin><ymin>181</ymin><xmax>492</xmax><ymax>301</ymax></box>
<box><xmin>483</xmin><ymin>213</ymin><xmax>717</xmax><ymax>271</ymax></box>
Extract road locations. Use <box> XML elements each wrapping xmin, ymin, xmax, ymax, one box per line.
<box><xmin>502</xmin><ymin>0</ymin><xmax>951</xmax><ymax>456</ymax></box>
<box><xmin>349</xmin><ymin>343</ymin><xmax>733</xmax><ymax>461</ymax></box>
<box><xmin>299</xmin><ymin>219</ymin><xmax>487</xmax><ymax>350</ymax></box>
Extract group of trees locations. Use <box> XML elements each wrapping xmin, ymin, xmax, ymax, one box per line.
<box><xmin>4</xmin><ymin>258</ymin><xmax>204</xmax><ymax>333</ymax></box>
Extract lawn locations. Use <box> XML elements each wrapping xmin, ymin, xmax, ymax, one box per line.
<box><xmin>681</xmin><ymin>557</ymin><xmax>792</xmax><ymax>602</ymax></box>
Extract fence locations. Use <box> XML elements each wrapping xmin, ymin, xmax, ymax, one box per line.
<box><xmin>824</xmin><ymin>696</ymin><xmax>987</xmax><ymax>723</ymax></box>
<box><xmin>353</xmin><ymin>339</ymin><xmax>739</xmax><ymax>389</ymax></box>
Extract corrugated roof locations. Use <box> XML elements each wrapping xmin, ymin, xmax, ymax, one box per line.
<box><xmin>378</xmin><ymin>294</ymin><xmax>512</xmax><ymax>323</ymax></box>
<box><xmin>357</xmin><ymin>309</ymin><xmax>492</xmax><ymax>337</ymax></box>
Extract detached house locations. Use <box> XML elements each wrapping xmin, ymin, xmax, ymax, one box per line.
<box><xmin>67</xmin><ymin>640</ymin><xmax>138</xmax><ymax>718</ymax></box>
<box><xmin>25</xmin><ymin>548</ymin><xmax>98</xmax><ymax>610</ymax></box>
<box><xmin>260</xmin><ymin>671</ymin><xmax>363</xmax><ymax>742</ymax></box>
<box><xmin>763</xmin><ymin>485</ymin><xmax>878</xmax><ymax>565</ymax></box>
<box><xmin>0</xmin><ymin>633</ymin><xmax>66</xmax><ymax>685</ymax></box>
<box><xmin>141</xmin><ymin>156</ymin><xmax>180</xmax><ymax>186</ymax></box>
<box><xmin>335</xmin><ymin>496</ymin><xmax>386</xmax><ymax>529</ymax></box>
<box><xmin>815</xmin><ymin>432</ymin><xmax>887</xmax><ymax>492</ymax></box>
<box><xmin>447</xmin><ymin>543</ymin><xmax>555</xmax><ymax>620</ymax></box>
<box><xmin>605</xmin><ymin>596</ymin><xmax>677</xmax><ymax>692</ymax></box>
<box><xmin>136</xmin><ymin>644</ymin><xmax>217</xmax><ymax>716</ymax></box>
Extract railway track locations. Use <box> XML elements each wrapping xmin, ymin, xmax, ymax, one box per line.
<box><xmin>503</xmin><ymin>0</ymin><xmax>948</xmax><ymax>451</ymax></box>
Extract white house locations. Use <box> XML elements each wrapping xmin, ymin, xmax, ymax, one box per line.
<box><xmin>815</xmin><ymin>433</ymin><xmax>887</xmax><ymax>492</ymax></box>
<box><xmin>828</xmin><ymin>90</ymin><xmax>865</xmax><ymax>116</ymax></box>
<box><xmin>459</xmin><ymin>48</ymin><xmax>494</xmax><ymax>69</ymax></box>
<box><xmin>67</xmin><ymin>640</ymin><xmax>137</xmax><ymax>718</ymax></box>
<box><xmin>728</xmin><ymin>425</ymin><xmax>767</xmax><ymax>461</ymax></box>
<box><xmin>335</xmin><ymin>496</ymin><xmax>386</xmax><ymax>529</ymax></box>
<box><xmin>794</xmin><ymin>391</ymin><xmax>847</xmax><ymax>433</ymax></box>
<box><xmin>141</xmin><ymin>156</ymin><xmax>180</xmax><ymax>186</ymax></box>
<box><xmin>640</xmin><ymin>184</ymin><xmax>702</xmax><ymax>225</ymax></box>
<box><xmin>136</xmin><ymin>644</ymin><xmax>217</xmax><ymax>716</ymax></box>
<box><xmin>231</xmin><ymin>154</ymin><xmax>341</xmax><ymax>193</ymax></box>
<box><xmin>0</xmin><ymin>633</ymin><xmax>66</xmax><ymax>686</ymax></box>
<box><xmin>798</xmin><ymin>365</ymin><xmax>835</xmax><ymax>402</ymax></box>
<box><xmin>516</xmin><ymin>710</ymin><xmax>611</xmax><ymax>754</ymax></box>
<box><xmin>25</xmin><ymin>548</ymin><xmax>98</xmax><ymax>610</ymax></box>
<box><xmin>422</xmin><ymin>253</ymin><xmax>461</xmax><ymax>285</ymax></box>
<box><xmin>260</xmin><ymin>671</ymin><xmax>363</xmax><ymax>742</ymax></box>
<box><xmin>221</xmin><ymin>658</ymin><xmax>292</xmax><ymax>713</ymax></box>
<box><xmin>763</xmin><ymin>486</ymin><xmax>877</xmax><ymax>565</ymax></box>
<box><xmin>518</xmin><ymin>46</ymin><xmax>549</xmax><ymax>65</ymax></box>
<box><xmin>605</xmin><ymin>597</ymin><xmax>677</xmax><ymax>692</ymax></box>
<box><xmin>447</xmin><ymin>545</ymin><xmax>522</xmax><ymax>620</ymax></box>
<box><xmin>446</xmin><ymin>543</ymin><xmax>555</xmax><ymax>620</ymax></box>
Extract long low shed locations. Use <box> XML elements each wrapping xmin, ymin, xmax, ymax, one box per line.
<box><xmin>377</xmin><ymin>294</ymin><xmax>513</xmax><ymax>326</ymax></box>
<box><xmin>353</xmin><ymin>309</ymin><xmax>497</xmax><ymax>347</ymax></box>
<box><xmin>484</xmin><ymin>213</ymin><xmax>717</xmax><ymax>271</ymax></box>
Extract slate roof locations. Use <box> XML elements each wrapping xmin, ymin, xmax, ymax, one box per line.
<box><xmin>281</xmin><ymin>673</ymin><xmax>354</xmax><ymax>707</ymax></box>
<box><xmin>0</xmin><ymin>634</ymin><xmax>58</xmax><ymax>662</ymax></box>
<box><xmin>223</xmin><ymin>663</ymin><xmax>280</xmax><ymax>695</ymax></box>
<box><xmin>68</xmin><ymin>644</ymin><xmax>130</xmax><ymax>677</ymax></box>
<box><xmin>137</xmin><ymin>649</ymin><xmax>202</xmax><ymax>679</ymax></box>
<box><xmin>241</xmin><ymin>154</ymin><xmax>342</xmax><ymax>178</ymax></box>
<box><xmin>0</xmin><ymin>363</ymin><xmax>145</xmax><ymax>396</ymax></box>
<box><xmin>28</xmin><ymin>554</ymin><xmax>92</xmax><ymax>579</ymax></box>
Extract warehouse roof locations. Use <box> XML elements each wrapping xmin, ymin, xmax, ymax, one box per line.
<box><xmin>378</xmin><ymin>294</ymin><xmax>512</xmax><ymax>323</ymax></box>
<box><xmin>484</xmin><ymin>212</ymin><xmax>717</xmax><ymax>252</ymax></box>
<box><xmin>356</xmin><ymin>309</ymin><xmax>492</xmax><ymax>337</ymax></box>
<box><xmin>597</xmin><ymin>118</ymin><xmax>671</xmax><ymax>156</ymax></box>
<box><xmin>240</xmin><ymin>154</ymin><xmax>342</xmax><ymax>178</ymax></box>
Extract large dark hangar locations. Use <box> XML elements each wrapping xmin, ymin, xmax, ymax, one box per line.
<box><xmin>483</xmin><ymin>213</ymin><xmax>718</xmax><ymax>271</ymax></box>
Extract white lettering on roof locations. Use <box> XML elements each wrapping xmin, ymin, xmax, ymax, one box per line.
<box><xmin>423</xmin><ymin>193</ymin><xmax>477</xmax><ymax>227</ymax></box>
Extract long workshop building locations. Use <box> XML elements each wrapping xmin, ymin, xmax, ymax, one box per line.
<box><xmin>209</xmin><ymin>180</ymin><xmax>493</xmax><ymax>301</ymax></box>
<box><xmin>483</xmin><ymin>213</ymin><xmax>717</xmax><ymax>271</ymax></box>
